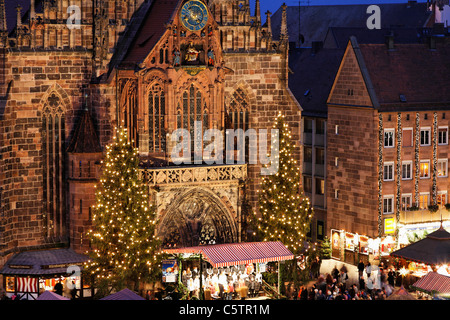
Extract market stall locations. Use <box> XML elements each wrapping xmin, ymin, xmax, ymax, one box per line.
<box><xmin>390</xmin><ymin>224</ymin><xmax>450</xmax><ymax>288</ymax></box>
<box><xmin>163</xmin><ymin>241</ymin><xmax>294</xmax><ymax>300</ymax></box>
<box><xmin>0</xmin><ymin>248</ymin><xmax>91</xmax><ymax>300</ymax></box>
<box><xmin>390</xmin><ymin>224</ymin><xmax>450</xmax><ymax>267</ymax></box>
<box><xmin>411</xmin><ymin>271</ymin><xmax>450</xmax><ymax>297</ymax></box>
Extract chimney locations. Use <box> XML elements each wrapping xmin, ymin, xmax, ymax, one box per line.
<box><xmin>385</xmin><ymin>32</ymin><xmax>394</xmax><ymax>50</ymax></box>
<box><xmin>429</xmin><ymin>35</ymin><xmax>437</xmax><ymax>49</ymax></box>
<box><xmin>311</xmin><ymin>41</ymin><xmax>323</xmax><ymax>54</ymax></box>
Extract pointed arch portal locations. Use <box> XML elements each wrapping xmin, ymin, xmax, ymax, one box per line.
<box><xmin>158</xmin><ymin>188</ymin><xmax>237</xmax><ymax>248</ymax></box>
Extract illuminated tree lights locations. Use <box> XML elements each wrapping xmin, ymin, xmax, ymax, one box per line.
<box><xmin>253</xmin><ymin>113</ymin><xmax>314</xmax><ymax>255</ymax></box>
<box><xmin>84</xmin><ymin>127</ymin><xmax>162</xmax><ymax>291</ymax></box>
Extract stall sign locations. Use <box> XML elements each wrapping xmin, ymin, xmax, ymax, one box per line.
<box><xmin>345</xmin><ymin>233</ymin><xmax>357</xmax><ymax>251</ymax></box>
<box><xmin>162</xmin><ymin>259</ymin><xmax>178</xmax><ymax>283</ymax></box>
<box><xmin>359</xmin><ymin>236</ymin><xmax>369</xmax><ymax>254</ymax></box>
<box><xmin>332</xmin><ymin>231</ymin><xmax>340</xmax><ymax>249</ymax></box>
<box><xmin>258</xmin><ymin>263</ymin><xmax>267</xmax><ymax>273</ymax></box>
<box><xmin>41</xmin><ymin>262</ymin><xmax>84</xmax><ymax>269</ymax></box>
<box><xmin>5</xmin><ymin>277</ymin><xmax>15</xmax><ymax>292</ymax></box>
<box><xmin>384</xmin><ymin>218</ymin><xmax>395</xmax><ymax>234</ymax></box>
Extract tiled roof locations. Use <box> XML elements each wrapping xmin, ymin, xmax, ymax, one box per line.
<box><xmin>0</xmin><ymin>248</ymin><xmax>89</xmax><ymax>276</ymax></box>
<box><xmin>289</xmin><ymin>46</ymin><xmax>344</xmax><ymax>117</ymax></box>
<box><xmin>358</xmin><ymin>40</ymin><xmax>450</xmax><ymax>109</ymax></box>
<box><xmin>270</xmin><ymin>2</ymin><xmax>432</xmax><ymax>47</ymax></box>
<box><xmin>119</xmin><ymin>0</ymin><xmax>180</xmax><ymax>68</ymax></box>
<box><xmin>66</xmin><ymin>109</ymin><xmax>102</xmax><ymax>154</ymax></box>
<box><xmin>324</xmin><ymin>26</ymin><xmax>434</xmax><ymax>49</ymax></box>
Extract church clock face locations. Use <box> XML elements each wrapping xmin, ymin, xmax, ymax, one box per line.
<box><xmin>180</xmin><ymin>0</ymin><xmax>209</xmax><ymax>32</ymax></box>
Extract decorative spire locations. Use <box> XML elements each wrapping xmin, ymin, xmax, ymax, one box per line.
<box><xmin>30</xmin><ymin>0</ymin><xmax>36</xmax><ymax>20</ymax></box>
<box><xmin>16</xmin><ymin>4</ymin><xmax>22</xmax><ymax>28</ymax></box>
<box><xmin>266</xmin><ymin>10</ymin><xmax>272</xmax><ymax>35</ymax></box>
<box><xmin>0</xmin><ymin>0</ymin><xmax>6</xmax><ymax>32</ymax></box>
<box><xmin>255</xmin><ymin>0</ymin><xmax>261</xmax><ymax>25</ymax></box>
<box><xmin>280</xmin><ymin>3</ymin><xmax>288</xmax><ymax>42</ymax></box>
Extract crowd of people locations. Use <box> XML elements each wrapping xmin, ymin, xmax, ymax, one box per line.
<box><xmin>287</xmin><ymin>259</ymin><xmax>401</xmax><ymax>300</ymax></box>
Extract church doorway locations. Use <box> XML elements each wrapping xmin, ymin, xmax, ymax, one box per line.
<box><xmin>158</xmin><ymin>188</ymin><xmax>237</xmax><ymax>248</ymax></box>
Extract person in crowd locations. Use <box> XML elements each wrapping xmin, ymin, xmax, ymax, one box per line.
<box><xmin>359</xmin><ymin>275</ymin><xmax>365</xmax><ymax>291</ymax></box>
<box><xmin>387</xmin><ymin>268</ymin><xmax>396</xmax><ymax>288</ymax></box>
<box><xmin>54</xmin><ymin>281</ymin><xmax>63</xmax><ymax>296</ymax></box>
<box><xmin>357</xmin><ymin>259</ymin><xmax>365</xmax><ymax>278</ymax></box>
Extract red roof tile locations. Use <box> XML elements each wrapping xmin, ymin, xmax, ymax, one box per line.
<box><xmin>359</xmin><ymin>40</ymin><xmax>450</xmax><ymax>108</ymax></box>
<box><xmin>120</xmin><ymin>0</ymin><xmax>180</xmax><ymax>68</ymax></box>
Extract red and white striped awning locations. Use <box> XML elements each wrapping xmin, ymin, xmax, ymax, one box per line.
<box><xmin>163</xmin><ymin>241</ymin><xmax>294</xmax><ymax>268</ymax></box>
<box><xmin>412</xmin><ymin>272</ymin><xmax>450</xmax><ymax>294</ymax></box>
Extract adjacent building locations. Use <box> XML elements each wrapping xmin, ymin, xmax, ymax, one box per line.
<box><xmin>327</xmin><ymin>35</ymin><xmax>450</xmax><ymax>264</ymax></box>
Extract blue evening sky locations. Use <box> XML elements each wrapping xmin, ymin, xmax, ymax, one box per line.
<box><xmin>256</xmin><ymin>0</ymin><xmax>428</xmax><ymax>22</ymax></box>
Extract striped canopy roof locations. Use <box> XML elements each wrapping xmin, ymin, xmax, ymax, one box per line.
<box><xmin>163</xmin><ymin>241</ymin><xmax>294</xmax><ymax>268</ymax></box>
<box><xmin>412</xmin><ymin>272</ymin><xmax>450</xmax><ymax>294</ymax></box>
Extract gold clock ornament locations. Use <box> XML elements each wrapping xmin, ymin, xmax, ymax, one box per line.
<box><xmin>180</xmin><ymin>0</ymin><xmax>209</xmax><ymax>32</ymax></box>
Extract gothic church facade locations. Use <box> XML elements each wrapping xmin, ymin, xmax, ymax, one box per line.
<box><xmin>0</xmin><ymin>0</ymin><xmax>301</xmax><ymax>274</ymax></box>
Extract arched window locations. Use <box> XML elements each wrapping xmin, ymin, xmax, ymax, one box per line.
<box><xmin>226</xmin><ymin>88</ymin><xmax>251</xmax><ymax>162</ymax></box>
<box><xmin>121</xmin><ymin>81</ymin><xmax>138</xmax><ymax>147</ymax></box>
<box><xmin>42</xmin><ymin>93</ymin><xmax>66</xmax><ymax>240</ymax></box>
<box><xmin>148</xmin><ymin>83</ymin><xmax>166</xmax><ymax>152</ymax></box>
<box><xmin>227</xmin><ymin>88</ymin><xmax>249</xmax><ymax>130</ymax></box>
<box><xmin>177</xmin><ymin>84</ymin><xmax>209</xmax><ymax>157</ymax></box>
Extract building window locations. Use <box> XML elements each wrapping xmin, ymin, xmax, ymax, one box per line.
<box><xmin>420</xmin><ymin>128</ymin><xmax>431</xmax><ymax>146</ymax></box>
<box><xmin>419</xmin><ymin>193</ymin><xmax>429</xmax><ymax>210</ymax></box>
<box><xmin>42</xmin><ymin>93</ymin><xmax>66</xmax><ymax>239</ymax></box>
<box><xmin>317</xmin><ymin>221</ymin><xmax>324</xmax><ymax>241</ymax></box>
<box><xmin>438</xmin><ymin>127</ymin><xmax>448</xmax><ymax>145</ymax></box>
<box><xmin>178</xmin><ymin>84</ymin><xmax>209</xmax><ymax>157</ymax></box>
<box><xmin>335</xmin><ymin>157</ymin><xmax>339</xmax><ymax>167</ymax></box>
<box><xmin>304</xmin><ymin>146</ymin><xmax>312</xmax><ymax>163</ymax></box>
<box><xmin>420</xmin><ymin>160</ymin><xmax>430</xmax><ymax>178</ymax></box>
<box><xmin>148</xmin><ymin>83</ymin><xmax>166</xmax><ymax>152</ymax></box>
<box><xmin>401</xmin><ymin>194</ymin><xmax>412</xmax><ymax>211</ymax></box>
<box><xmin>316</xmin><ymin>119</ymin><xmax>325</xmax><ymax>134</ymax></box>
<box><xmin>315</xmin><ymin>178</ymin><xmax>325</xmax><ymax>195</ymax></box>
<box><xmin>316</xmin><ymin>148</ymin><xmax>325</xmax><ymax>165</ymax></box>
<box><xmin>335</xmin><ymin>125</ymin><xmax>339</xmax><ymax>135</ymax></box>
<box><xmin>383</xmin><ymin>196</ymin><xmax>394</xmax><ymax>214</ymax></box>
<box><xmin>304</xmin><ymin>118</ymin><xmax>313</xmax><ymax>133</ymax></box>
<box><xmin>303</xmin><ymin>176</ymin><xmax>312</xmax><ymax>193</ymax></box>
<box><xmin>438</xmin><ymin>192</ymin><xmax>447</xmax><ymax>206</ymax></box>
<box><xmin>383</xmin><ymin>162</ymin><xmax>394</xmax><ymax>181</ymax></box>
<box><xmin>402</xmin><ymin>128</ymin><xmax>413</xmax><ymax>147</ymax></box>
<box><xmin>401</xmin><ymin>161</ymin><xmax>412</xmax><ymax>180</ymax></box>
<box><xmin>438</xmin><ymin>159</ymin><xmax>448</xmax><ymax>177</ymax></box>
<box><xmin>228</xmin><ymin>88</ymin><xmax>249</xmax><ymax>131</ymax></box>
<box><xmin>335</xmin><ymin>189</ymin><xmax>339</xmax><ymax>199</ymax></box>
<box><xmin>384</xmin><ymin>129</ymin><xmax>394</xmax><ymax>147</ymax></box>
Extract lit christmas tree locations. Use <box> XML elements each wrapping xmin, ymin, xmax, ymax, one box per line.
<box><xmin>253</xmin><ymin>113</ymin><xmax>313</xmax><ymax>255</ymax></box>
<box><xmin>84</xmin><ymin>127</ymin><xmax>162</xmax><ymax>292</ymax></box>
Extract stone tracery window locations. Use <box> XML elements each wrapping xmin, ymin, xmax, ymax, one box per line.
<box><xmin>177</xmin><ymin>84</ymin><xmax>209</xmax><ymax>156</ymax></box>
<box><xmin>42</xmin><ymin>93</ymin><xmax>66</xmax><ymax>240</ymax></box>
<box><xmin>226</xmin><ymin>88</ymin><xmax>250</xmax><ymax>162</ymax></box>
<box><xmin>227</xmin><ymin>88</ymin><xmax>249</xmax><ymax>131</ymax></box>
<box><xmin>148</xmin><ymin>83</ymin><xmax>166</xmax><ymax>152</ymax></box>
<box><xmin>121</xmin><ymin>80</ymin><xmax>138</xmax><ymax>147</ymax></box>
